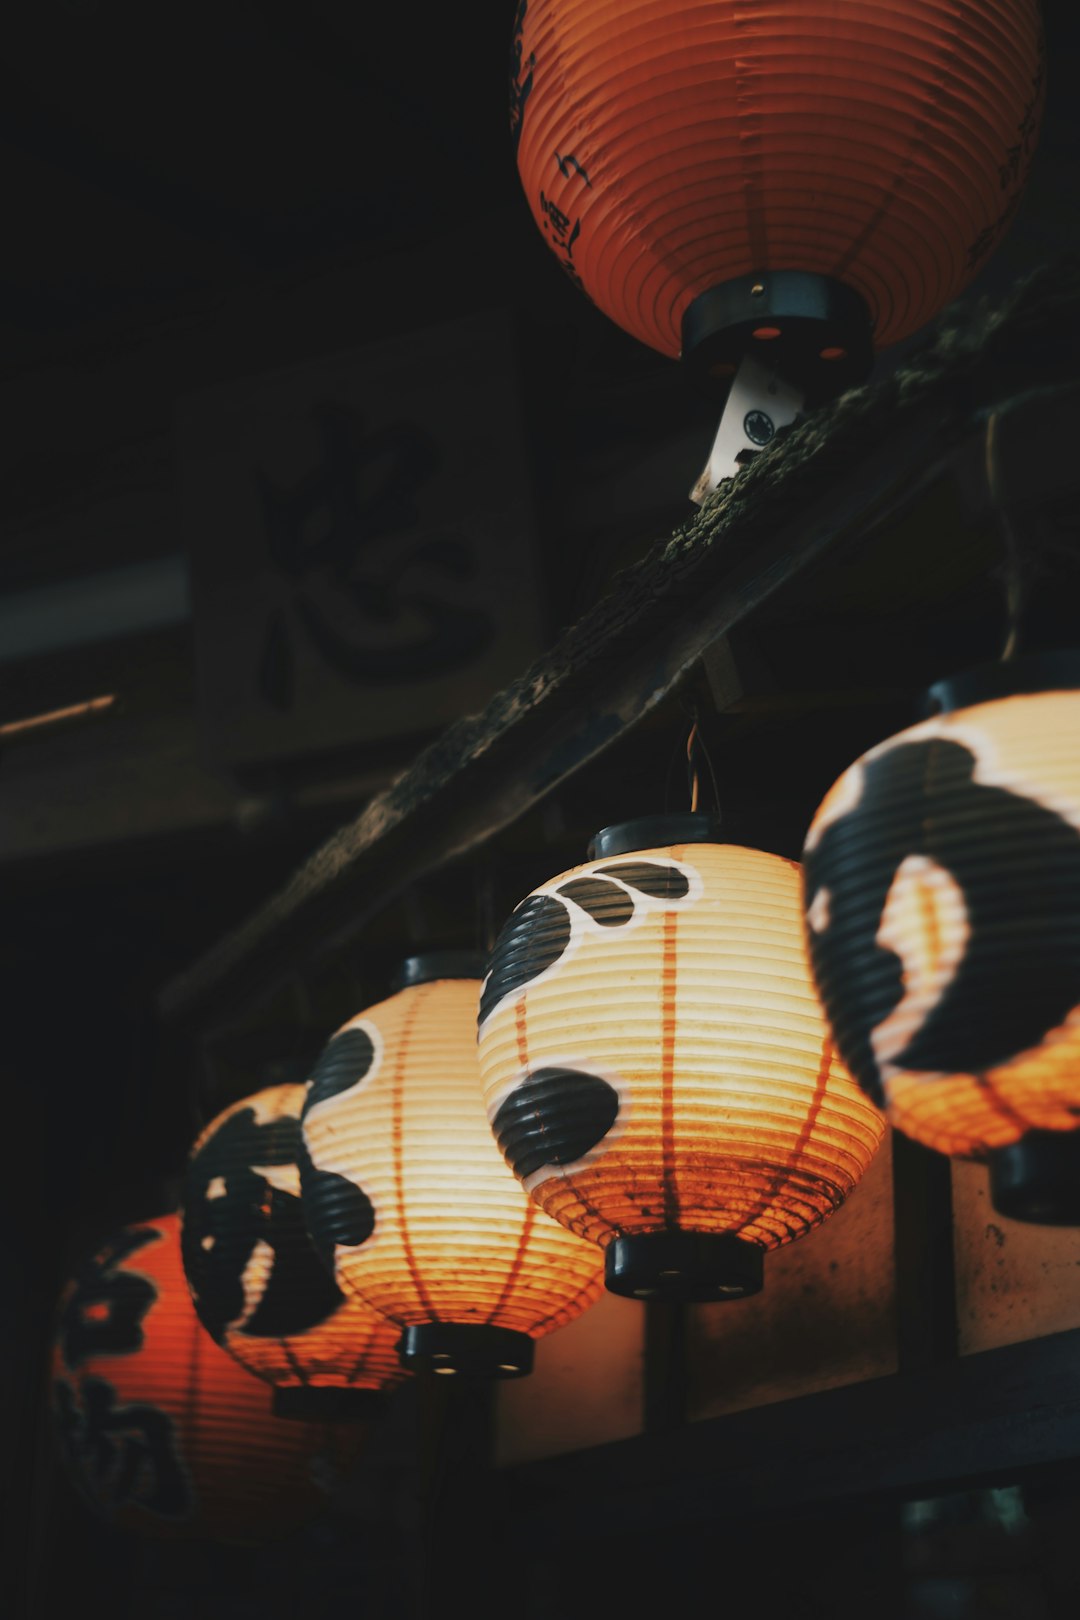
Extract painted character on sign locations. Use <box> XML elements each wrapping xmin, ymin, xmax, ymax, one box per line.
<box><xmin>257</xmin><ymin>403</ymin><xmax>493</xmax><ymax>709</ymax></box>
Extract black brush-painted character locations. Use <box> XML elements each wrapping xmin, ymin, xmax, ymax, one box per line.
<box><xmin>58</xmin><ymin>1228</ymin><xmax>159</xmax><ymax>1372</ymax></box>
<box><xmin>183</xmin><ymin>1107</ymin><xmax>350</xmax><ymax>1342</ymax></box>
<box><xmin>491</xmin><ymin>1066</ymin><xmax>621</xmax><ymax>1183</ymax></box>
<box><xmin>298</xmin><ymin>1029</ymin><xmax>381</xmax><ymax>1270</ymax></box>
<box><xmin>804</xmin><ymin>738</ymin><xmax>1080</xmax><ymax>1106</ymax></box>
<box><xmin>54</xmin><ymin>1375</ymin><xmax>190</xmax><ymax>1519</ymax></box>
<box><xmin>509</xmin><ymin>0</ymin><xmax>535</xmax><ymax>155</ymax></box>
<box><xmin>479</xmin><ymin>860</ymin><xmax>691</xmax><ymax>1025</ymax></box>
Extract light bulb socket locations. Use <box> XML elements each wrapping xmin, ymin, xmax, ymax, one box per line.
<box><xmin>588</xmin><ymin>813</ymin><xmax>722</xmax><ymax>860</ymax></box>
<box><xmin>392</xmin><ymin>951</ymin><xmax>488</xmax><ymax>992</ymax></box>
<box><xmin>988</xmin><ymin>1131</ymin><xmax>1080</xmax><ymax>1226</ymax></box>
<box><xmin>271</xmin><ymin>1386</ymin><xmax>389</xmax><ymax>1421</ymax></box>
<box><xmin>927</xmin><ymin>650</ymin><xmax>1080</xmax><ymax>716</ymax></box>
<box><xmin>605</xmin><ymin>1231</ymin><xmax>764</xmax><ymax>1303</ymax></box>
<box><xmin>681</xmin><ymin>271</ymin><xmax>873</xmax><ymax>400</ymax></box>
<box><xmin>398</xmin><ymin>1323</ymin><xmax>534</xmax><ymax>1378</ymax></box>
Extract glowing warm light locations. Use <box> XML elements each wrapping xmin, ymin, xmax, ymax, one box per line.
<box><xmin>300</xmin><ymin>959</ymin><xmax>605</xmax><ymax>1377</ymax></box>
<box><xmin>50</xmin><ymin>1215</ymin><xmax>362</xmax><ymax>1544</ymax></box>
<box><xmin>513</xmin><ymin>0</ymin><xmax>1044</xmax><ymax>358</ymax></box>
<box><xmin>181</xmin><ymin>1084</ymin><xmax>405</xmax><ymax>1414</ymax></box>
<box><xmin>0</xmin><ymin>693</ymin><xmax>116</xmax><ymax>739</ymax></box>
<box><xmin>803</xmin><ymin>661</ymin><xmax>1080</xmax><ymax>1171</ymax></box>
<box><xmin>476</xmin><ymin>818</ymin><xmax>885</xmax><ymax>1301</ymax></box>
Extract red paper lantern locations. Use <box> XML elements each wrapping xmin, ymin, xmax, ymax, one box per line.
<box><xmin>50</xmin><ymin>1215</ymin><xmax>361</xmax><ymax>1545</ymax></box>
<box><xmin>514</xmin><ymin>0</ymin><xmax>1044</xmax><ymax>386</ymax></box>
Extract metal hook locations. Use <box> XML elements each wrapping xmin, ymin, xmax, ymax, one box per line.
<box><xmin>985</xmin><ymin>410</ymin><xmax>1024</xmax><ymax>663</ymax></box>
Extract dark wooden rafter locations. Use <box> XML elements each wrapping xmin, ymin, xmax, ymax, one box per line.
<box><xmin>158</xmin><ymin>259</ymin><xmax>1080</xmax><ymax>1039</ymax></box>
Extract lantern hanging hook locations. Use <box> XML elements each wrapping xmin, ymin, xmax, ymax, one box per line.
<box><xmin>475</xmin><ymin>863</ymin><xmax>498</xmax><ymax>956</ymax></box>
<box><xmin>984</xmin><ymin>409</ymin><xmax>1025</xmax><ymax>663</ymax></box>
<box><xmin>686</xmin><ymin>721</ymin><xmax>701</xmax><ymax>812</ymax></box>
<box><xmin>684</xmin><ymin>708</ymin><xmax>720</xmax><ymax>816</ymax></box>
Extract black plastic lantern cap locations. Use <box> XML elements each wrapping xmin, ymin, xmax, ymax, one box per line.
<box><xmin>988</xmin><ymin>1132</ymin><xmax>1080</xmax><ymax>1226</ymax></box>
<box><xmin>588</xmin><ymin>813</ymin><xmax>722</xmax><ymax>860</ymax></box>
<box><xmin>681</xmin><ymin>271</ymin><xmax>874</xmax><ymax>400</ymax></box>
<box><xmin>605</xmin><ymin>1231</ymin><xmax>765</xmax><ymax>1303</ymax></box>
<box><xmin>272</xmin><ymin>1387</ymin><xmax>389</xmax><ymax>1421</ymax></box>
<box><xmin>398</xmin><ymin>1323</ymin><xmax>534</xmax><ymax>1378</ymax></box>
<box><xmin>392</xmin><ymin>951</ymin><xmax>487</xmax><ymax>992</ymax></box>
<box><xmin>927</xmin><ymin>649</ymin><xmax>1080</xmax><ymax>716</ymax></box>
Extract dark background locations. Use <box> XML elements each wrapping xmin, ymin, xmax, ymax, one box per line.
<box><xmin>3</xmin><ymin>3</ymin><xmax>1080</xmax><ymax>1616</ymax></box>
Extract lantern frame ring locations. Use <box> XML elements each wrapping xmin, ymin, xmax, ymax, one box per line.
<box><xmin>681</xmin><ymin>272</ymin><xmax>874</xmax><ymax>402</ymax></box>
<box><xmin>926</xmin><ymin>649</ymin><xmax>1080</xmax><ymax>716</ymax></box>
<box><xmin>399</xmin><ymin>1322</ymin><xmax>535</xmax><ymax>1379</ymax></box>
<box><xmin>605</xmin><ymin>1230</ymin><xmax>765</xmax><ymax>1303</ymax></box>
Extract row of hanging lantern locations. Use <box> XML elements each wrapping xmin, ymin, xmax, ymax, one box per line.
<box><xmin>54</xmin><ymin>652</ymin><xmax>1080</xmax><ymax>1546</ymax></box>
<box><xmin>503</xmin><ymin>0</ymin><xmax>1073</xmax><ymax>1221</ymax></box>
<box><xmin>52</xmin><ymin>0</ymin><xmax>1064</xmax><ymax>1548</ymax></box>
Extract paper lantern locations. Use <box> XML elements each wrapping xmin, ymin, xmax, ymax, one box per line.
<box><xmin>181</xmin><ymin>1084</ymin><xmax>406</xmax><ymax>1418</ymax></box>
<box><xmin>803</xmin><ymin>652</ymin><xmax>1080</xmax><ymax>1223</ymax></box>
<box><xmin>300</xmin><ymin>953</ymin><xmax>605</xmax><ymax>1377</ymax></box>
<box><xmin>513</xmin><ymin>0</ymin><xmax>1044</xmax><ymax>390</ymax></box>
<box><xmin>476</xmin><ymin>814</ymin><xmax>885</xmax><ymax>1301</ymax></box>
<box><xmin>50</xmin><ymin>1214</ymin><xmax>361</xmax><ymax>1544</ymax></box>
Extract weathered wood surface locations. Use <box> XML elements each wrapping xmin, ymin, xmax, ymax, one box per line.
<box><xmin>158</xmin><ymin>260</ymin><xmax>1080</xmax><ymax>1035</ymax></box>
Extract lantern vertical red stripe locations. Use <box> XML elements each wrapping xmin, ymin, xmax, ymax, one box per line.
<box><xmin>477</xmin><ymin>818</ymin><xmax>886</xmax><ymax>1301</ymax></box>
<box><xmin>301</xmin><ymin>958</ymin><xmax>605</xmax><ymax>1378</ymax></box>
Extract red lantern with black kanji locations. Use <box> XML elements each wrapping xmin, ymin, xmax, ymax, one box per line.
<box><xmin>50</xmin><ymin>1214</ymin><xmax>361</xmax><ymax>1544</ymax></box>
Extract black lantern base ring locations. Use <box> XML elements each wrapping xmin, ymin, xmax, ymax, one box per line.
<box><xmin>398</xmin><ymin>1323</ymin><xmax>535</xmax><ymax>1378</ymax></box>
<box><xmin>988</xmin><ymin>1132</ymin><xmax>1080</xmax><ymax>1225</ymax></box>
<box><xmin>272</xmin><ymin>1386</ymin><xmax>389</xmax><ymax>1421</ymax></box>
<box><xmin>605</xmin><ymin>1231</ymin><xmax>765</xmax><ymax>1302</ymax></box>
<box><xmin>588</xmin><ymin>812</ymin><xmax>722</xmax><ymax>860</ymax></box>
<box><xmin>681</xmin><ymin>271</ymin><xmax>874</xmax><ymax>400</ymax></box>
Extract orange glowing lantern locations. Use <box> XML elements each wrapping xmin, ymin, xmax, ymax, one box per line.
<box><xmin>181</xmin><ymin>1084</ymin><xmax>406</xmax><ymax>1418</ymax></box>
<box><xmin>803</xmin><ymin>653</ymin><xmax>1080</xmax><ymax>1223</ymax></box>
<box><xmin>476</xmin><ymin>815</ymin><xmax>885</xmax><ymax>1301</ymax></box>
<box><xmin>300</xmin><ymin>954</ymin><xmax>605</xmax><ymax>1377</ymax></box>
<box><xmin>514</xmin><ymin>0</ymin><xmax>1044</xmax><ymax>378</ymax></box>
<box><xmin>50</xmin><ymin>1214</ymin><xmax>361</xmax><ymax>1544</ymax></box>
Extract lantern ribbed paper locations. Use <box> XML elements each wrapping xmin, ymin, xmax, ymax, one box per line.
<box><xmin>51</xmin><ymin>1215</ymin><xmax>361</xmax><ymax>1544</ymax></box>
<box><xmin>300</xmin><ymin>962</ymin><xmax>605</xmax><ymax>1376</ymax></box>
<box><xmin>513</xmin><ymin>0</ymin><xmax>1044</xmax><ymax>359</ymax></box>
<box><xmin>476</xmin><ymin>819</ymin><xmax>885</xmax><ymax>1300</ymax></box>
<box><xmin>181</xmin><ymin>1084</ymin><xmax>405</xmax><ymax>1413</ymax></box>
<box><xmin>803</xmin><ymin>659</ymin><xmax>1080</xmax><ymax>1175</ymax></box>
